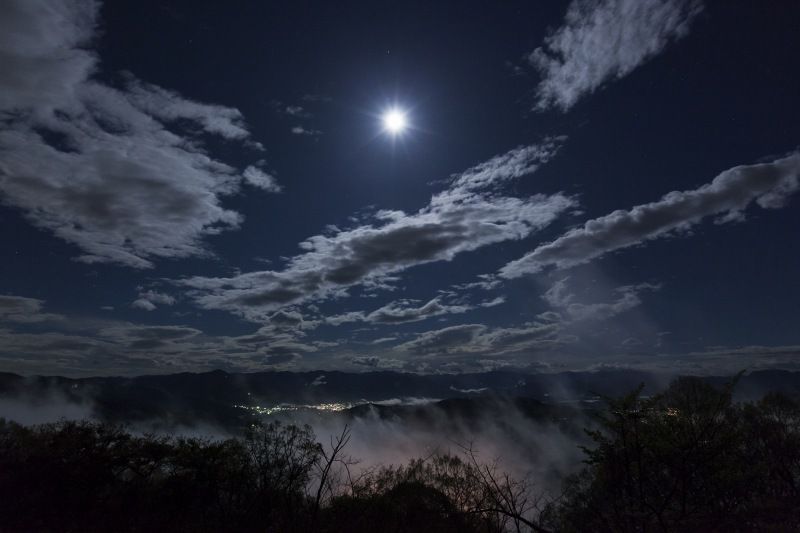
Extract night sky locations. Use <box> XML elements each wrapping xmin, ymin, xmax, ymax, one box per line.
<box><xmin>1</xmin><ymin>0</ymin><xmax>799</xmax><ymax>377</ymax></box>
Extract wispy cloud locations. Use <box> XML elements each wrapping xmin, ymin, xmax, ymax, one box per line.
<box><xmin>501</xmin><ymin>153</ymin><xmax>800</xmax><ymax>277</ymax></box>
<box><xmin>530</xmin><ymin>0</ymin><xmax>702</xmax><ymax>111</ymax></box>
<box><xmin>131</xmin><ymin>290</ymin><xmax>176</xmax><ymax>312</ymax></box>
<box><xmin>0</xmin><ymin>0</ymin><xmax>275</xmax><ymax>269</ymax></box>
<box><xmin>243</xmin><ymin>166</ymin><xmax>282</xmax><ymax>192</ymax></box>
<box><xmin>285</xmin><ymin>105</ymin><xmax>310</xmax><ymax>118</ymax></box>
<box><xmin>543</xmin><ymin>278</ymin><xmax>660</xmax><ymax>321</ymax></box>
<box><xmin>395</xmin><ymin>320</ymin><xmax>561</xmax><ymax>357</ymax></box>
<box><xmin>446</xmin><ymin>138</ymin><xmax>565</xmax><ymax>193</ymax></box>
<box><xmin>179</xmin><ymin>141</ymin><xmax>575</xmax><ymax>320</ymax></box>
<box><xmin>272</xmin><ymin>99</ymin><xmax>325</xmax><ymax>136</ymax></box>
<box><xmin>0</xmin><ymin>295</ymin><xmax>63</xmax><ymax>323</ymax></box>
<box><xmin>325</xmin><ymin>295</ymin><xmax>505</xmax><ymax>326</ymax></box>
<box><xmin>291</xmin><ymin>125</ymin><xmax>322</xmax><ymax>137</ymax></box>
<box><xmin>0</xmin><ymin>294</ymin><xmax>333</xmax><ymax>376</ymax></box>
<box><xmin>396</xmin><ymin>324</ymin><xmax>488</xmax><ymax>355</ymax></box>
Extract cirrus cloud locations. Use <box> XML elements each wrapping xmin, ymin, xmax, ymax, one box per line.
<box><xmin>179</xmin><ymin>141</ymin><xmax>575</xmax><ymax>320</ymax></box>
<box><xmin>501</xmin><ymin>153</ymin><xmax>800</xmax><ymax>277</ymax></box>
<box><xmin>530</xmin><ymin>0</ymin><xmax>703</xmax><ymax>111</ymax></box>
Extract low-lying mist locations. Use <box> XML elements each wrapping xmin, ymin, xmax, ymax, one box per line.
<box><xmin>0</xmin><ymin>390</ymin><xmax>591</xmax><ymax>495</ymax></box>
<box><xmin>290</xmin><ymin>398</ymin><xmax>590</xmax><ymax>494</ymax></box>
<box><xmin>0</xmin><ymin>391</ymin><xmax>94</xmax><ymax>426</ymax></box>
<box><xmin>4</xmin><ymin>368</ymin><xmax>789</xmax><ymax>497</ymax></box>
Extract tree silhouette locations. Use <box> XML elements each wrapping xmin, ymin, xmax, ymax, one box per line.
<box><xmin>545</xmin><ymin>376</ymin><xmax>800</xmax><ymax>532</ymax></box>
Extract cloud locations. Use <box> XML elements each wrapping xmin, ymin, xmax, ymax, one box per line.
<box><xmin>451</xmin><ymin>274</ymin><xmax>503</xmax><ymax>292</ymax></box>
<box><xmin>396</xmin><ymin>324</ymin><xmax>488</xmax><ymax>355</ymax></box>
<box><xmin>325</xmin><ymin>295</ymin><xmax>506</xmax><ymax>326</ymax></box>
<box><xmin>179</xmin><ymin>141</ymin><xmax>575</xmax><ymax>320</ymax></box>
<box><xmin>0</xmin><ymin>0</ymin><xmax>276</xmax><ymax>269</ymax></box>
<box><xmin>0</xmin><ymin>322</ymin><xmax>204</xmax><ymax>376</ymax></box>
<box><xmin>268</xmin><ymin>309</ymin><xmax>305</xmax><ymax>327</ymax></box>
<box><xmin>370</xmin><ymin>337</ymin><xmax>397</xmax><ymax>345</ymax></box>
<box><xmin>291</xmin><ymin>125</ymin><xmax>322</xmax><ymax>137</ymax></box>
<box><xmin>530</xmin><ymin>0</ymin><xmax>702</xmax><ymax>111</ymax></box>
<box><xmin>621</xmin><ymin>337</ymin><xmax>644</xmax><ymax>347</ymax></box>
<box><xmin>395</xmin><ymin>320</ymin><xmax>562</xmax><ymax>356</ymax></box>
<box><xmin>6</xmin><ymin>291</ymin><xmax>797</xmax><ymax>377</ymax></box>
<box><xmin>243</xmin><ymin>166</ymin><xmax>282</xmax><ymax>192</ymax></box>
<box><xmin>131</xmin><ymin>290</ymin><xmax>176</xmax><ymax>311</ymax></box>
<box><xmin>130</xmin><ymin>299</ymin><xmax>157</xmax><ymax>312</ymax></box>
<box><xmin>501</xmin><ymin>153</ymin><xmax>800</xmax><ymax>277</ymax></box>
<box><xmin>284</xmin><ymin>105</ymin><xmax>310</xmax><ymax>118</ymax></box>
<box><xmin>0</xmin><ymin>292</ymin><xmax>338</xmax><ymax>375</ymax></box>
<box><xmin>271</xmin><ymin>100</ymin><xmax>323</xmax><ymax>136</ymax></box>
<box><xmin>347</xmin><ymin>355</ymin><xmax>406</xmax><ymax>369</ymax></box>
<box><xmin>97</xmin><ymin>324</ymin><xmax>202</xmax><ymax>349</ymax></box>
<box><xmin>543</xmin><ymin>278</ymin><xmax>659</xmax><ymax>321</ymax></box>
<box><xmin>364</xmin><ymin>296</ymin><xmax>500</xmax><ymax>324</ymax></box>
<box><xmin>323</xmin><ymin>311</ymin><xmax>365</xmax><ymax>327</ymax></box>
<box><xmin>123</xmin><ymin>77</ymin><xmax>251</xmax><ymax>140</ymax></box>
<box><xmin>231</xmin><ymin>321</ymin><xmax>332</xmax><ymax>367</ymax></box>
<box><xmin>0</xmin><ymin>0</ymin><xmax>98</xmax><ymax>114</ymax></box>
<box><xmin>388</xmin><ymin>278</ymin><xmax>658</xmax><ymax>362</ymax></box>
<box><xmin>263</xmin><ymin>352</ymin><xmax>300</xmax><ymax>366</ymax></box>
<box><xmin>0</xmin><ymin>295</ymin><xmax>63</xmax><ymax>323</ymax></box>
<box><xmin>141</xmin><ymin>291</ymin><xmax>176</xmax><ymax>306</ymax></box>
<box><xmin>477</xmin><ymin>322</ymin><xmax>561</xmax><ymax>353</ymax></box>
<box><xmin>446</xmin><ymin>138</ymin><xmax>564</xmax><ymax>194</ymax></box>
<box><xmin>350</xmin><ymin>355</ymin><xmax>380</xmax><ymax>367</ymax></box>
<box><xmin>0</xmin><ymin>314</ymin><xmax>325</xmax><ymax>377</ymax></box>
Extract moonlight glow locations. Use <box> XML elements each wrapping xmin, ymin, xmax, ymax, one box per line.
<box><xmin>382</xmin><ymin>109</ymin><xmax>407</xmax><ymax>134</ymax></box>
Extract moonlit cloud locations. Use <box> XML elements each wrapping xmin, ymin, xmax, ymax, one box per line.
<box><xmin>290</xmin><ymin>125</ymin><xmax>322</xmax><ymax>137</ymax></box>
<box><xmin>268</xmin><ymin>309</ymin><xmax>307</xmax><ymax>327</ymax></box>
<box><xmin>0</xmin><ymin>1</ymin><xmax>796</xmax><ymax>379</ymax></box>
<box><xmin>0</xmin><ymin>0</ymin><xmax>276</xmax><ymax>269</ymax></box>
<box><xmin>395</xmin><ymin>320</ymin><xmax>561</xmax><ymax>357</ymax></box>
<box><xmin>179</xmin><ymin>141</ymin><xmax>575</xmax><ymax>320</ymax></box>
<box><xmin>130</xmin><ymin>299</ymin><xmax>157</xmax><ymax>312</ymax></box>
<box><xmin>396</xmin><ymin>324</ymin><xmax>488</xmax><ymax>355</ymax></box>
<box><xmin>285</xmin><ymin>105</ymin><xmax>310</xmax><ymax>118</ymax></box>
<box><xmin>123</xmin><ymin>77</ymin><xmax>252</xmax><ymax>140</ymax></box>
<box><xmin>0</xmin><ymin>294</ymin><xmax>333</xmax><ymax>375</ymax></box>
<box><xmin>447</xmin><ymin>138</ymin><xmax>565</xmax><ymax>194</ymax></box>
<box><xmin>324</xmin><ymin>295</ymin><xmax>505</xmax><ymax>326</ymax></box>
<box><xmin>0</xmin><ymin>0</ymin><xmax>97</xmax><ymax>114</ymax></box>
<box><xmin>0</xmin><ymin>295</ymin><xmax>63</xmax><ymax>323</ymax></box>
<box><xmin>543</xmin><ymin>278</ymin><xmax>660</xmax><ymax>321</ymax></box>
<box><xmin>530</xmin><ymin>0</ymin><xmax>703</xmax><ymax>111</ymax></box>
<box><xmin>350</xmin><ymin>355</ymin><xmax>381</xmax><ymax>367</ymax></box>
<box><xmin>243</xmin><ymin>166</ymin><xmax>282</xmax><ymax>192</ymax></box>
<box><xmin>501</xmin><ymin>153</ymin><xmax>800</xmax><ymax>278</ymax></box>
<box><xmin>391</xmin><ymin>278</ymin><xmax>662</xmax><ymax>362</ymax></box>
<box><xmin>131</xmin><ymin>290</ymin><xmax>176</xmax><ymax>312</ymax></box>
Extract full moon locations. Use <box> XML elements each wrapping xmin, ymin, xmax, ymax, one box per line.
<box><xmin>382</xmin><ymin>109</ymin><xmax>407</xmax><ymax>134</ymax></box>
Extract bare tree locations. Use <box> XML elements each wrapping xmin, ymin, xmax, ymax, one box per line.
<box><xmin>313</xmin><ymin>424</ymin><xmax>354</xmax><ymax>509</ymax></box>
<box><xmin>457</xmin><ymin>441</ymin><xmax>553</xmax><ymax>533</ymax></box>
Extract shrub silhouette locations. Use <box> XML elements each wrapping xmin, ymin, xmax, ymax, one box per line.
<box><xmin>320</xmin><ymin>481</ymin><xmax>478</xmax><ymax>533</ymax></box>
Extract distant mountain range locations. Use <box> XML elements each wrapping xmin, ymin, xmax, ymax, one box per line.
<box><xmin>1</xmin><ymin>368</ymin><xmax>798</xmax><ymax>431</ymax></box>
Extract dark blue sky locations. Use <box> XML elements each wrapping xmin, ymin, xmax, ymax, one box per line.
<box><xmin>1</xmin><ymin>0</ymin><xmax>798</xmax><ymax>376</ymax></box>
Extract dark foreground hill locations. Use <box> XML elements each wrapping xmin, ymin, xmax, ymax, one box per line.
<box><xmin>1</xmin><ymin>376</ymin><xmax>799</xmax><ymax>532</ymax></box>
